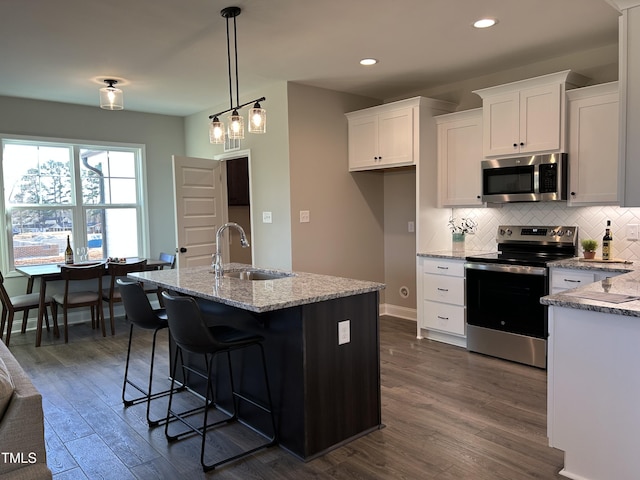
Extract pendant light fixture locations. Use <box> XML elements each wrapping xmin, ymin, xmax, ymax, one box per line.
<box><xmin>208</xmin><ymin>6</ymin><xmax>266</xmax><ymax>144</ymax></box>
<box><xmin>99</xmin><ymin>79</ymin><xmax>124</xmax><ymax>110</ymax></box>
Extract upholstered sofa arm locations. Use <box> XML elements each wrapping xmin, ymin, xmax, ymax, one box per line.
<box><xmin>0</xmin><ymin>343</ymin><xmax>51</xmax><ymax>479</ymax></box>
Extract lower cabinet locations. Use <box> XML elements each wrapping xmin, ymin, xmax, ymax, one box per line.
<box><xmin>417</xmin><ymin>256</ymin><xmax>466</xmax><ymax>347</ymax></box>
<box><xmin>550</xmin><ymin>267</ymin><xmax>622</xmax><ymax>295</ymax></box>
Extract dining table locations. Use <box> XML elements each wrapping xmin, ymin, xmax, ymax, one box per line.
<box><xmin>15</xmin><ymin>258</ymin><xmax>171</xmax><ymax>347</ymax></box>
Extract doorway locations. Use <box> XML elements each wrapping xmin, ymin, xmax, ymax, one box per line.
<box><xmin>225</xmin><ymin>156</ymin><xmax>252</xmax><ymax>264</ymax></box>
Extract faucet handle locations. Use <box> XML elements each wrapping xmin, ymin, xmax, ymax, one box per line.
<box><xmin>211</xmin><ymin>253</ymin><xmax>224</xmax><ymax>278</ymax></box>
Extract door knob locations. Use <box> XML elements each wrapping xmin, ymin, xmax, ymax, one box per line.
<box><xmin>179</xmin><ymin>247</ymin><xmax>187</xmax><ymax>253</ymax></box>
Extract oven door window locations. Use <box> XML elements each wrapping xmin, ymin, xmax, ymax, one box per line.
<box><xmin>483</xmin><ymin>165</ymin><xmax>534</xmax><ymax>196</ymax></box>
<box><xmin>466</xmin><ymin>268</ymin><xmax>547</xmax><ymax>338</ymax></box>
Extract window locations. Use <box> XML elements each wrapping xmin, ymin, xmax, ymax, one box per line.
<box><xmin>1</xmin><ymin>137</ymin><xmax>146</xmax><ymax>268</ymax></box>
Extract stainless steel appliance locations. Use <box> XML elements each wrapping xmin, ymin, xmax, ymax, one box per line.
<box><xmin>482</xmin><ymin>153</ymin><xmax>567</xmax><ymax>203</ymax></box>
<box><xmin>465</xmin><ymin>225</ymin><xmax>578</xmax><ymax>368</ymax></box>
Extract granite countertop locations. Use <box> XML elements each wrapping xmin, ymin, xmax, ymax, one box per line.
<box><xmin>540</xmin><ymin>258</ymin><xmax>640</xmax><ymax>317</ymax></box>
<box><xmin>548</xmin><ymin>257</ymin><xmax>637</xmax><ymax>273</ymax></box>
<box><xmin>129</xmin><ymin>263</ymin><xmax>385</xmax><ymax>313</ymax></box>
<box><xmin>417</xmin><ymin>249</ymin><xmax>495</xmax><ymax>260</ymax></box>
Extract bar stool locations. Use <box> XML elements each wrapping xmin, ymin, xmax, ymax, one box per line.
<box><xmin>161</xmin><ymin>291</ymin><xmax>277</xmax><ymax>472</ymax></box>
<box><xmin>117</xmin><ymin>279</ymin><xmax>183</xmax><ymax>426</ymax></box>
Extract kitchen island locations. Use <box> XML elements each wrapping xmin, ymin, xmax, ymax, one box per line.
<box><xmin>541</xmin><ymin>266</ymin><xmax>640</xmax><ymax>480</ymax></box>
<box><xmin>129</xmin><ymin>264</ymin><xmax>385</xmax><ymax>461</ymax></box>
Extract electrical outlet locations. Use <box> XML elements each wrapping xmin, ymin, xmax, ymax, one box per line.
<box><xmin>627</xmin><ymin>224</ymin><xmax>639</xmax><ymax>241</ymax></box>
<box><xmin>408</xmin><ymin>221</ymin><xmax>415</xmax><ymax>233</ymax></box>
<box><xmin>262</xmin><ymin>211</ymin><xmax>272</xmax><ymax>223</ymax></box>
<box><xmin>300</xmin><ymin>210</ymin><xmax>310</xmax><ymax>223</ymax></box>
<box><xmin>338</xmin><ymin>320</ymin><xmax>350</xmax><ymax>345</ymax></box>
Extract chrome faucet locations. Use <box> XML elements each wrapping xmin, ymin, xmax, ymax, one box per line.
<box><xmin>212</xmin><ymin>222</ymin><xmax>250</xmax><ymax>278</ymax></box>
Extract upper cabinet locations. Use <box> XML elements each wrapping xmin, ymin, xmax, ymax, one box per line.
<box><xmin>567</xmin><ymin>82</ymin><xmax>619</xmax><ymax>206</ymax></box>
<box><xmin>346</xmin><ymin>97</ymin><xmax>455</xmax><ymax>172</ymax></box>
<box><xmin>619</xmin><ymin>3</ymin><xmax>640</xmax><ymax>207</ymax></box>
<box><xmin>436</xmin><ymin>109</ymin><xmax>483</xmax><ymax>207</ymax></box>
<box><xmin>473</xmin><ymin>70</ymin><xmax>588</xmax><ymax>158</ymax></box>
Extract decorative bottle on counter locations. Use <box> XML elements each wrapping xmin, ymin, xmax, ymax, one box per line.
<box><xmin>602</xmin><ymin>220</ymin><xmax>612</xmax><ymax>261</ymax></box>
<box><xmin>64</xmin><ymin>235</ymin><xmax>74</xmax><ymax>264</ymax></box>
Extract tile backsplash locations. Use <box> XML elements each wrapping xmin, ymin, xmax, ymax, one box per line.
<box><xmin>453</xmin><ymin>203</ymin><xmax>640</xmax><ymax>260</ymax></box>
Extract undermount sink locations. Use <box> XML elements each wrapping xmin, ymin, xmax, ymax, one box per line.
<box><xmin>222</xmin><ymin>269</ymin><xmax>292</xmax><ymax>281</ymax></box>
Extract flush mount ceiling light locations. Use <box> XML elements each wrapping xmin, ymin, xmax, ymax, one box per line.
<box><xmin>473</xmin><ymin>18</ymin><xmax>498</xmax><ymax>29</ymax></box>
<box><xmin>208</xmin><ymin>6</ymin><xmax>266</xmax><ymax>144</ymax></box>
<box><xmin>99</xmin><ymin>79</ymin><xmax>124</xmax><ymax>110</ymax></box>
<box><xmin>360</xmin><ymin>58</ymin><xmax>378</xmax><ymax>66</ymax></box>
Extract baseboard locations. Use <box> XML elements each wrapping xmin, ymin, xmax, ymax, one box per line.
<box><xmin>380</xmin><ymin>304</ymin><xmax>416</xmax><ymax>322</ymax></box>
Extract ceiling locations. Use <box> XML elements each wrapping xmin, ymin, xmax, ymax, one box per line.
<box><xmin>1</xmin><ymin>0</ymin><xmax>621</xmax><ymax>117</ymax></box>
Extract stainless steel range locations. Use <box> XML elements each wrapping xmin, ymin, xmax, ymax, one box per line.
<box><xmin>464</xmin><ymin>225</ymin><xmax>578</xmax><ymax>368</ymax></box>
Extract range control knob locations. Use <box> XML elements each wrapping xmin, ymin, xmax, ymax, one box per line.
<box><xmin>505</xmin><ymin>229</ymin><xmax>512</xmax><ymax>236</ymax></box>
<box><xmin>499</xmin><ymin>228</ymin><xmax>505</xmax><ymax>236</ymax></box>
<box><xmin>550</xmin><ymin>230</ymin><xmax>557</xmax><ymax>236</ymax></box>
<box><xmin>565</xmin><ymin>229</ymin><xmax>574</xmax><ymax>236</ymax></box>
<box><xmin>557</xmin><ymin>230</ymin><xmax>564</xmax><ymax>236</ymax></box>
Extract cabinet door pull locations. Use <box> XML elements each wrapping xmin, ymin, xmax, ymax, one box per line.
<box><xmin>437</xmin><ymin>315</ymin><xmax>449</xmax><ymax>320</ymax></box>
<box><xmin>564</xmin><ymin>279</ymin><xmax>581</xmax><ymax>283</ymax></box>
<box><xmin>436</xmin><ymin>266</ymin><xmax>449</xmax><ymax>270</ymax></box>
<box><xmin>437</xmin><ymin>287</ymin><xmax>449</xmax><ymax>292</ymax></box>
<box><xmin>513</xmin><ymin>143</ymin><xmax>518</xmax><ymax>148</ymax></box>
<box><xmin>520</xmin><ymin>142</ymin><xmax>525</xmax><ymax>146</ymax></box>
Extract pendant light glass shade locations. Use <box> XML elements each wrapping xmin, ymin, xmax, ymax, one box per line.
<box><xmin>99</xmin><ymin>80</ymin><xmax>124</xmax><ymax>110</ymax></box>
<box><xmin>209</xmin><ymin>116</ymin><xmax>225</xmax><ymax>144</ymax></box>
<box><xmin>228</xmin><ymin>110</ymin><xmax>245</xmax><ymax>140</ymax></box>
<box><xmin>248</xmin><ymin>102</ymin><xmax>266</xmax><ymax>133</ymax></box>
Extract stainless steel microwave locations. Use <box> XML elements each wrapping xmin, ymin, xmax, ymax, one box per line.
<box><xmin>481</xmin><ymin>153</ymin><xmax>567</xmax><ymax>203</ymax></box>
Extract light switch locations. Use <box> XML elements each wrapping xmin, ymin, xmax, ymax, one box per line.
<box><xmin>262</xmin><ymin>211</ymin><xmax>272</xmax><ymax>223</ymax></box>
<box><xmin>338</xmin><ymin>320</ymin><xmax>350</xmax><ymax>345</ymax></box>
<box><xmin>300</xmin><ymin>210</ymin><xmax>310</xmax><ymax>223</ymax></box>
<box><xmin>627</xmin><ymin>224</ymin><xmax>639</xmax><ymax>241</ymax></box>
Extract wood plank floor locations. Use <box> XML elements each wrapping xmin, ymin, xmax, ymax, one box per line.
<box><xmin>8</xmin><ymin>315</ymin><xmax>565</xmax><ymax>479</ymax></box>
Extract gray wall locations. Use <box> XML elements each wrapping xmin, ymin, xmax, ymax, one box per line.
<box><xmin>0</xmin><ymin>95</ymin><xmax>185</xmax><ymax>296</ymax></box>
<box><xmin>184</xmin><ymin>82</ymin><xmax>293</xmax><ymax>270</ymax></box>
<box><xmin>287</xmin><ymin>83</ymin><xmax>383</xmax><ymax>282</ymax></box>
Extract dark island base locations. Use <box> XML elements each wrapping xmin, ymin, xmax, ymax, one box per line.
<box><xmin>170</xmin><ymin>291</ymin><xmax>382</xmax><ymax>460</ymax></box>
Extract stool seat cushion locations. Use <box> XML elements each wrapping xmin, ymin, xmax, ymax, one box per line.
<box><xmin>209</xmin><ymin>325</ymin><xmax>264</xmax><ymax>348</ymax></box>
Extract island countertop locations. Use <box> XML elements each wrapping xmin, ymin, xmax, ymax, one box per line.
<box><xmin>128</xmin><ymin>264</ymin><xmax>385</xmax><ymax>313</ymax></box>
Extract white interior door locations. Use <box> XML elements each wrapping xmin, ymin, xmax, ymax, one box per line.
<box><xmin>172</xmin><ymin>155</ymin><xmax>228</xmax><ymax>268</ymax></box>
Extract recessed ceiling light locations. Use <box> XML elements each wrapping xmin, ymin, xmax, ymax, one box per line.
<box><xmin>473</xmin><ymin>18</ymin><xmax>497</xmax><ymax>29</ymax></box>
<box><xmin>360</xmin><ymin>58</ymin><xmax>378</xmax><ymax>66</ymax></box>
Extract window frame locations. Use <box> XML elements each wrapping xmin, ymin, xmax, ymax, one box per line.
<box><xmin>0</xmin><ymin>133</ymin><xmax>150</xmax><ymax>273</ymax></box>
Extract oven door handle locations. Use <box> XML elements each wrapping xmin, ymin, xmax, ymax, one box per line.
<box><xmin>464</xmin><ymin>262</ymin><xmax>548</xmax><ymax>276</ymax></box>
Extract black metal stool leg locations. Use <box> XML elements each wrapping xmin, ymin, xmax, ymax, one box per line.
<box><xmin>122</xmin><ymin>324</ymin><xmax>184</xmax><ymax>426</ymax></box>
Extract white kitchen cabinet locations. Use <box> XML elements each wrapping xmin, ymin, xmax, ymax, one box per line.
<box><xmin>417</xmin><ymin>256</ymin><xmax>466</xmax><ymax>347</ymax></box>
<box><xmin>473</xmin><ymin>70</ymin><xmax>587</xmax><ymax>158</ymax></box>
<box><xmin>346</xmin><ymin>97</ymin><xmax>455</xmax><ymax>171</ymax></box>
<box><xmin>567</xmin><ymin>82</ymin><xmax>619</xmax><ymax>206</ymax></box>
<box><xmin>436</xmin><ymin>109</ymin><xmax>484</xmax><ymax>207</ymax></box>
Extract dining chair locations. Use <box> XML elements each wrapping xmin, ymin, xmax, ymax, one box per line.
<box><xmin>102</xmin><ymin>260</ymin><xmax>147</xmax><ymax>336</ymax></box>
<box><xmin>158</xmin><ymin>252</ymin><xmax>176</xmax><ymax>269</ymax></box>
<box><xmin>161</xmin><ymin>291</ymin><xmax>277</xmax><ymax>472</ymax></box>
<box><xmin>144</xmin><ymin>252</ymin><xmax>176</xmax><ymax>305</ymax></box>
<box><xmin>53</xmin><ymin>262</ymin><xmax>106</xmax><ymax>343</ymax></box>
<box><xmin>0</xmin><ymin>271</ymin><xmax>56</xmax><ymax>347</ymax></box>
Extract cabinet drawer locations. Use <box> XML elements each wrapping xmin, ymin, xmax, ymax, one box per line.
<box><xmin>422</xmin><ymin>258</ymin><xmax>464</xmax><ymax>277</ymax></box>
<box><xmin>423</xmin><ymin>274</ymin><xmax>464</xmax><ymax>305</ymax></box>
<box><xmin>551</xmin><ymin>270</ymin><xmax>596</xmax><ymax>291</ymax></box>
<box><xmin>422</xmin><ymin>301</ymin><xmax>465</xmax><ymax>336</ymax></box>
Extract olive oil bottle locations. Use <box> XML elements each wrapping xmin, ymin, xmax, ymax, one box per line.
<box><xmin>602</xmin><ymin>220</ymin><xmax>613</xmax><ymax>261</ymax></box>
<box><xmin>64</xmin><ymin>235</ymin><xmax>74</xmax><ymax>264</ymax></box>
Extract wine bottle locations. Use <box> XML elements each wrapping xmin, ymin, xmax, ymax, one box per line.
<box><xmin>602</xmin><ymin>220</ymin><xmax>613</xmax><ymax>261</ymax></box>
<box><xmin>65</xmin><ymin>235</ymin><xmax>74</xmax><ymax>264</ymax></box>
